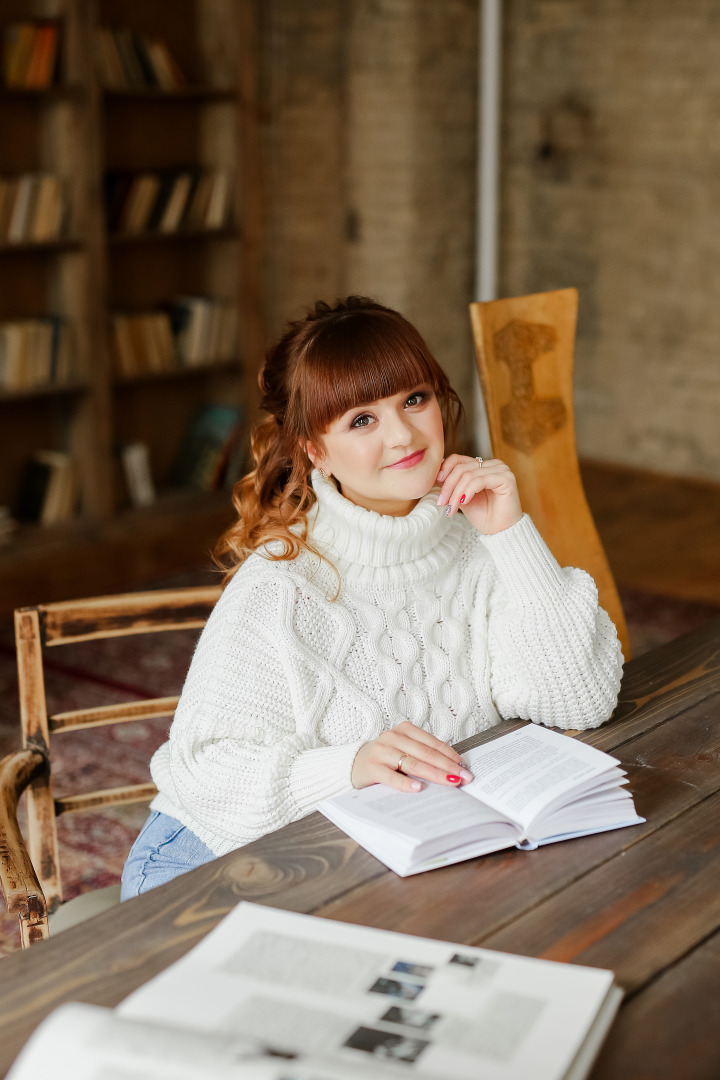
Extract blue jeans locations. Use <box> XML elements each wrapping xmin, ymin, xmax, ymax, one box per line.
<box><xmin>121</xmin><ymin>810</ymin><xmax>216</xmax><ymax>900</ymax></box>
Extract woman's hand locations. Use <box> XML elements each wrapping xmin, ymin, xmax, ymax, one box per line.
<box><xmin>436</xmin><ymin>455</ymin><xmax>523</xmax><ymax>535</ymax></box>
<box><xmin>351</xmin><ymin>720</ymin><xmax>474</xmax><ymax>791</ymax></box>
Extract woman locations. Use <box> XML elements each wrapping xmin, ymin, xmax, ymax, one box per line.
<box><xmin>121</xmin><ymin>296</ymin><xmax>622</xmax><ymax>898</ymax></box>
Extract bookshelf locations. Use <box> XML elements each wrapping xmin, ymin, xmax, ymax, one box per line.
<box><xmin>0</xmin><ymin>0</ymin><xmax>263</xmax><ymax>612</ymax></box>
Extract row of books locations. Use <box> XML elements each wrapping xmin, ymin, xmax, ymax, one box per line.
<box><xmin>111</xmin><ymin>298</ymin><xmax>238</xmax><ymax>377</ymax></box>
<box><xmin>0</xmin><ymin>174</ymin><xmax>66</xmax><ymax>246</ymax></box>
<box><xmin>105</xmin><ymin>169</ymin><xmax>230</xmax><ymax>235</ymax></box>
<box><xmin>96</xmin><ymin>27</ymin><xmax>186</xmax><ymax>91</ymax></box>
<box><xmin>2</xmin><ymin>22</ymin><xmax>60</xmax><ymax>89</ymax></box>
<box><xmin>0</xmin><ymin>317</ymin><xmax>72</xmax><ymax>392</ymax></box>
<box><xmin>120</xmin><ymin>407</ymin><xmax>248</xmax><ymax>505</ymax></box>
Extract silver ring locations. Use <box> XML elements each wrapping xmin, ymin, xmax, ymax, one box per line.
<box><xmin>476</xmin><ymin>456</ymin><xmax>484</xmax><ymax>467</ymax></box>
<box><xmin>396</xmin><ymin>755</ymin><xmax>407</xmax><ymax>772</ymax></box>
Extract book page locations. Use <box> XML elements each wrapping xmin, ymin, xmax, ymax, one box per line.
<box><xmin>7</xmin><ymin>1002</ymin><xmax>345</xmax><ymax>1080</ymax></box>
<box><xmin>118</xmin><ymin>902</ymin><xmax>619</xmax><ymax>1080</ymax></box>
<box><xmin>462</xmin><ymin>725</ymin><xmax>622</xmax><ymax>833</ymax></box>
<box><xmin>319</xmin><ymin>781</ymin><xmax>518</xmax><ymax>874</ymax></box>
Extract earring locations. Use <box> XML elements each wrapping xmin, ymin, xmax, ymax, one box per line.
<box><xmin>319</xmin><ymin>468</ymin><xmax>330</xmax><ymax>480</ymax></box>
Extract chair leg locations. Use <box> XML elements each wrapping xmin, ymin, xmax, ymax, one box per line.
<box><xmin>20</xmin><ymin>912</ymin><xmax>49</xmax><ymax>948</ymax></box>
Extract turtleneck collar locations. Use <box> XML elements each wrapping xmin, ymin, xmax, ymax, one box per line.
<box><xmin>307</xmin><ymin>469</ymin><xmax>466</xmax><ymax>590</ymax></box>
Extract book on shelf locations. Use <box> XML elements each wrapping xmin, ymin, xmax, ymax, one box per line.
<box><xmin>0</xmin><ymin>174</ymin><xmax>65</xmax><ymax>245</ymax></box>
<box><xmin>319</xmin><ymin>723</ymin><xmax>645</xmax><ymax>877</ymax></box>
<box><xmin>120</xmin><ymin>442</ymin><xmax>156</xmax><ymax>508</ymax></box>
<box><xmin>2</xmin><ymin>22</ymin><xmax>59</xmax><ymax>89</ymax></box>
<box><xmin>105</xmin><ymin>169</ymin><xmax>231</xmax><ymax>236</ymax></box>
<box><xmin>168</xmin><ymin>295</ymin><xmax>238</xmax><ymax>367</ymax></box>
<box><xmin>14</xmin><ymin>450</ymin><xmax>76</xmax><ymax>526</ymax></box>
<box><xmin>111</xmin><ymin>312</ymin><xmax>176</xmax><ymax>377</ymax></box>
<box><xmin>0</xmin><ymin>316</ymin><xmax>72</xmax><ymax>391</ymax></box>
<box><xmin>170</xmin><ymin>404</ymin><xmax>245</xmax><ymax>491</ymax></box>
<box><xmin>6</xmin><ymin>902</ymin><xmax>623</xmax><ymax>1080</ymax></box>
<box><xmin>110</xmin><ymin>298</ymin><xmax>236</xmax><ymax>377</ymax></box>
<box><xmin>0</xmin><ymin>505</ymin><xmax>18</xmax><ymax>546</ymax></box>
<box><xmin>95</xmin><ymin>27</ymin><xmax>187</xmax><ymax>91</ymax></box>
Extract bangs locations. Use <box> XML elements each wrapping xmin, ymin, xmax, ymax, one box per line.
<box><xmin>291</xmin><ymin>312</ymin><xmax>446</xmax><ymax>438</ymax></box>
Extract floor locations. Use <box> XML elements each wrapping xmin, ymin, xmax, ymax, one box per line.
<box><xmin>581</xmin><ymin>460</ymin><xmax>720</xmax><ymax>605</ymax></box>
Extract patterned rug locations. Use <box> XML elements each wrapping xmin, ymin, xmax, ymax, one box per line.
<box><xmin>1</xmin><ymin>584</ymin><xmax>719</xmax><ymax>956</ymax></box>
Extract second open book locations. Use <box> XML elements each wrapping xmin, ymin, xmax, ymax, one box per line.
<box><xmin>319</xmin><ymin>724</ymin><xmax>644</xmax><ymax>876</ymax></box>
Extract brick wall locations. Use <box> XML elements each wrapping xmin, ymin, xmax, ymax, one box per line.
<box><xmin>257</xmin><ymin>1</ymin><xmax>720</xmax><ymax>481</ymax></box>
<box><xmin>258</xmin><ymin>0</ymin><xmax>479</xmax><ymax>429</ymax></box>
<box><xmin>502</xmin><ymin>0</ymin><xmax>720</xmax><ymax>480</ymax></box>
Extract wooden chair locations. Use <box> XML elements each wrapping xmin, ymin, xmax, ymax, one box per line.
<box><xmin>0</xmin><ymin>586</ymin><xmax>221</xmax><ymax>948</ymax></box>
<box><xmin>469</xmin><ymin>287</ymin><xmax>630</xmax><ymax>659</ymax></box>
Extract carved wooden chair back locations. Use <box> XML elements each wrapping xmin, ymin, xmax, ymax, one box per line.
<box><xmin>0</xmin><ymin>585</ymin><xmax>221</xmax><ymax>947</ymax></box>
<box><xmin>469</xmin><ymin>288</ymin><xmax>630</xmax><ymax>658</ymax></box>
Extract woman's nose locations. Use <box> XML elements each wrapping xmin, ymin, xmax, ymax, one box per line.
<box><xmin>384</xmin><ymin>411</ymin><xmax>414</xmax><ymax>446</ymax></box>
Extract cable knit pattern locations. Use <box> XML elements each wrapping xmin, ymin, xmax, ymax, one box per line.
<box><xmin>149</xmin><ymin>471</ymin><xmax>624</xmax><ymax>855</ymax></box>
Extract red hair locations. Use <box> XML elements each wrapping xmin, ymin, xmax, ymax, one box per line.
<box><xmin>215</xmin><ymin>297</ymin><xmax>463</xmax><ymax>579</ymax></box>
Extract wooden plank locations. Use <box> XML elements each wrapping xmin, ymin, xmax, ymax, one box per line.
<box><xmin>481</xmin><ymin>795</ymin><xmax>720</xmax><ymax>992</ymax></box>
<box><xmin>0</xmin><ymin>813</ymin><xmax>385</xmax><ymax>1076</ymax></box>
<box><xmin>590</xmin><ymin>930</ymin><xmax>720</xmax><ymax>1080</ymax></box>
<box><xmin>315</xmin><ymin>690</ymin><xmax>720</xmax><ymax>943</ymax></box>
<box><xmin>35</xmin><ymin>586</ymin><xmax>221</xmax><ymax>645</ymax></box>
<box><xmin>55</xmin><ymin>783</ymin><xmax>157</xmax><ymax>816</ymax></box>
<box><xmin>49</xmin><ymin>697</ymin><xmax>178</xmax><ymax>732</ymax></box>
<box><xmin>14</xmin><ymin>608</ymin><xmax>62</xmax><ymax>910</ymax></box>
<box><xmin>585</xmin><ymin>616</ymin><xmax>720</xmax><ymax>750</ymax></box>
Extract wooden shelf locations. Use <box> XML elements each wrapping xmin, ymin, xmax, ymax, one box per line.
<box><xmin>108</xmin><ymin>227</ymin><xmax>239</xmax><ymax>246</ymax></box>
<box><xmin>0</xmin><ymin>490</ymin><xmax>234</xmax><ymax>617</ymax></box>
<box><xmin>0</xmin><ymin>0</ymin><xmax>264</xmax><ymax>603</ymax></box>
<box><xmin>0</xmin><ymin>381</ymin><xmax>88</xmax><ymax>404</ymax></box>
<box><xmin>114</xmin><ymin>361</ymin><xmax>240</xmax><ymax>386</ymax></box>
<box><xmin>0</xmin><ymin>85</ymin><xmax>84</xmax><ymax>102</ymax></box>
<box><xmin>103</xmin><ymin>87</ymin><xmax>236</xmax><ymax>103</ymax></box>
<box><xmin>0</xmin><ymin>238</ymin><xmax>83</xmax><ymax>256</ymax></box>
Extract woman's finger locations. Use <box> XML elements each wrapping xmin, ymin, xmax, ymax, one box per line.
<box><xmin>392</xmin><ymin>753</ymin><xmax>471</xmax><ymax>787</ymax></box>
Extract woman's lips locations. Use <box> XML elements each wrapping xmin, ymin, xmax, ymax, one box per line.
<box><xmin>386</xmin><ymin>449</ymin><xmax>426</xmax><ymax>470</ymax></box>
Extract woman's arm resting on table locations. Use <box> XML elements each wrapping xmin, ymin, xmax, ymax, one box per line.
<box><xmin>480</xmin><ymin>514</ymin><xmax>623</xmax><ymax>731</ymax></box>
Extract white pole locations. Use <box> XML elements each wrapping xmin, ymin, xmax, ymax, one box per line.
<box><xmin>473</xmin><ymin>0</ymin><xmax>502</xmax><ymax>455</ymax></box>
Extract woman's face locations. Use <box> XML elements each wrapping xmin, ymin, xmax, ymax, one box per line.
<box><xmin>308</xmin><ymin>384</ymin><xmax>445</xmax><ymax>516</ymax></box>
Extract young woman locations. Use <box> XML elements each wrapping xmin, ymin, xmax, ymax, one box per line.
<box><xmin>121</xmin><ymin>296</ymin><xmax>623</xmax><ymax>898</ymax></box>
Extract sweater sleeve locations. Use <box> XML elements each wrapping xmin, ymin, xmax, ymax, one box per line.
<box><xmin>154</xmin><ymin>571</ymin><xmax>363</xmax><ymax>851</ymax></box>
<box><xmin>478</xmin><ymin>514</ymin><xmax>623</xmax><ymax>730</ymax></box>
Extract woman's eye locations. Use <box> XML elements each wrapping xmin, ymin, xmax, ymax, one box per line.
<box><xmin>351</xmin><ymin>414</ymin><xmax>372</xmax><ymax>428</ymax></box>
<box><xmin>405</xmin><ymin>392</ymin><xmax>425</xmax><ymax>407</ymax></box>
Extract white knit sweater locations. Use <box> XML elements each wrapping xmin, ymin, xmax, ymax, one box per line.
<box><xmin>150</xmin><ymin>472</ymin><xmax>623</xmax><ymax>855</ymax></box>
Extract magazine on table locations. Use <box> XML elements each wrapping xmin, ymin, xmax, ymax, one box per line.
<box><xmin>8</xmin><ymin>902</ymin><xmax>623</xmax><ymax>1080</ymax></box>
<box><xmin>319</xmin><ymin>723</ymin><xmax>644</xmax><ymax>876</ymax></box>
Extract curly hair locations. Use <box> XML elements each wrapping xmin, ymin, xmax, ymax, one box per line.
<box><xmin>214</xmin><ymin>296</ymin><xmax>463</xmax><ymax>581</ymax></box>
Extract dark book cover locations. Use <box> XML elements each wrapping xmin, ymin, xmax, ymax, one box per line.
<box><xmin>15</xmin><ymin>459</ymin><xmax>52</xmax><ymax>522</ymax></box>
<box><xmin>169</xmin><ymin>404</ymin><xmax>243</xmax><ymax>491</ymax></box>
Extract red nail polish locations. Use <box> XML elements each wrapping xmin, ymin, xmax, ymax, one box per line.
<box><xmin>459</xmin><ymin>494</ymin><xmax>465</xmax><ymax>504</ymax></box>
<box><xmin>447</xmin><ymin>774</ymin><xmax>461</xmax><ymax>784</ymax></box>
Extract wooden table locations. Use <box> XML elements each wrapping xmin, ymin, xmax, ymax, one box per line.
<box><xmin>1</xmin><ymin>618</ymin><xmax>719</xmax><ymax>1079</ymax></box>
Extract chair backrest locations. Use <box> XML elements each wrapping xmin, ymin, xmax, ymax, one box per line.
<box><xmin>14</xmin><ymin>585</ymin><xmax>222</xmax><ymax>920</ymax></box>
<box><xmin>469</xmin><ymin>288</ymin><xmax>630</xmax><ymax>658</ymax></box>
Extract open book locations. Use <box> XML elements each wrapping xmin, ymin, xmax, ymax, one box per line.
<box><xmin>319</xmin><ymin>723</ymin><xmax>644</xmax><ymax>876</ymax></box>
<box><xmin>9</xmin><ymin>902</ymin><xmax>622</xmax><ymax>1080</ymax></box>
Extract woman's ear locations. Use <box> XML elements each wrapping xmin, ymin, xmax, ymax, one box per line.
<box><xmin>304</xmin><ymin>440</ymin><xmax>322</xmax><ymax>469</ymax></box>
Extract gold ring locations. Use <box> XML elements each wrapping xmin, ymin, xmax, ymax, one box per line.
<box><xmin>396</xmin><ymin>755</ymin><xmax>407</xmax><ymax>772</ymax></box>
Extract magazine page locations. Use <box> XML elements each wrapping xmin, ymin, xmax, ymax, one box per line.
<box><xmin>119</xmin><ymin>903</ymin><xmax>619</xmax><ymax>1080</ymax></box>
<box><xmin>7</xmin><ymin>1001</ymin><xmax>349</xmax><ymax>1080</ymax></box>
<box><xmin>461</xmin><ymin>725</ymin><xmax>633</xmax><ymax>833</ymax></box>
